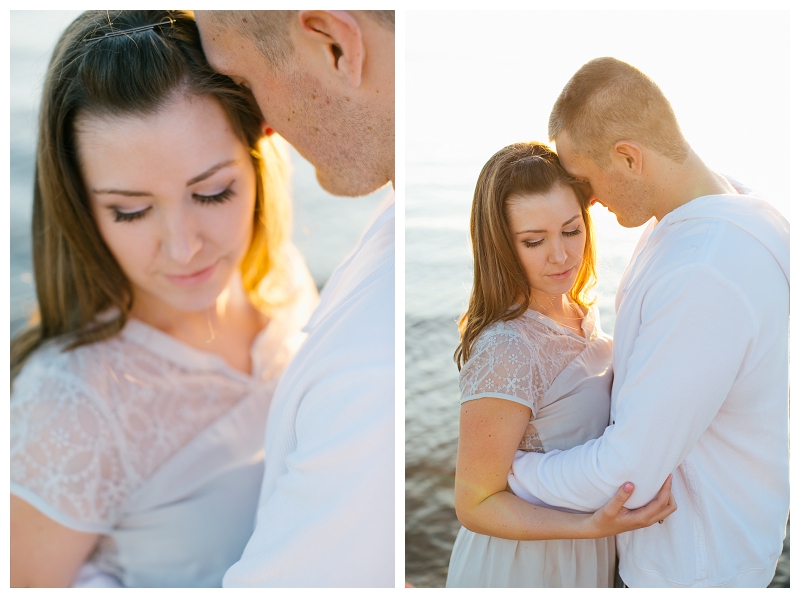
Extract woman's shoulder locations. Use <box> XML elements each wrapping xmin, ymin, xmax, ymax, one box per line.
<box><xmin>461</xmin><ymin>319</ymin><xmax>537</xmax><ymax>374</ymax></box>
<box><xmin>13</xmin><ymin>331</ymin><xmax>134</xmax><ymax>405</ymax></box>
<box><xmin>473</xmin><ymin>318</ymin><xmax>529</xmax><ymax>345</ymax></box>
<box><xmin>11</xmin><ymin>335</ymin><xmax>133</xmax><ymax>532</ymax></box>
<box><xmin>459</xmin><ymin>319</ymin><xmax>544</xmax><ymax>411</ymax></box>
<box><xmin>469</xmin><ymin>314</ymin><xmax>550</xmax><ymax>356</ymax></box>
<box><xmin>15</xmin><ymin>335</ymin><xmax>109</xmax><ymax>392</ymax></box>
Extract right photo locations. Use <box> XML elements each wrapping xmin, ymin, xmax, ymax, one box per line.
<box><xmin>405</xmin><ymin>10</ymin><xmax>790</xmax><ymax>589</ymax></box>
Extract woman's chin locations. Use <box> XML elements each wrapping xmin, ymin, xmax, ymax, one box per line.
<box><xmin>531</xmin><ymin>279</ymin><xmax>577</xmax><ymax>299</ymax></box>
<box><xmin>133</xmin><ymin>284</ymin><xmax>228</xmax><ymax>320</ymax></box>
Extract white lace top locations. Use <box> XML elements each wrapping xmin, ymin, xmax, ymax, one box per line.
<box><xmin>459</xmin><ymin>306</ymin><xmax>613</xmax><ymax>453</ymax></box>
<box><xmin>10</xmin><ymin>252</ymin><xmax>319</xmax><ymax>587</ymax></box>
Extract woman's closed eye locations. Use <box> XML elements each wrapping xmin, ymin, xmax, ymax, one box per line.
<box><xmin>194</xmin><ymin>185</ymin><xmax>235</xmax><ymax>205</ymax></box>
<box><xmin>522</xmin><ymin>228</ymin><xmax>581</xmax><ymax>248</ymax></box>
<box><xmin>113</xmin><ymin>207</ymin><xmax>149</xmax><ymax>223</ymax></box>
<box><xmin>111</xmin><ymin>185</ymin><xmax>235</xmax><ymax>223</ymax></box>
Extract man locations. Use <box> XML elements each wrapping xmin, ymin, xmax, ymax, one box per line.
<box><xmin>507</xmin><ymin>57</ymin><xmax>789</xmax><ymax>587</ymax></box>
<box><xmin>194</xmin><ymin>11</ymin><xmax>394</xmax><ymax>587</ymax></box>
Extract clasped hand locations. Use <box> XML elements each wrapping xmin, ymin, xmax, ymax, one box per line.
<box><xmin>587</xmin><ymin>474</ymin><xmax>677</xmax><ymax>538</ymax></box>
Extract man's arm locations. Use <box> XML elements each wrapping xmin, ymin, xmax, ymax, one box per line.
<box><xmin>509</xmin><ymin>265</ymin><xmax>755</xmax><ymax>510</ymax></box>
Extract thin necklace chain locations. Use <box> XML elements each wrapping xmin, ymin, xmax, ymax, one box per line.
<box><xmin>531</xmin><ymin>294</ymin><xmax>584</xmax><ymax>321</ymax></box>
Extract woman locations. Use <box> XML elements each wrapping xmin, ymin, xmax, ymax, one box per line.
<box><xmin>10</xmin><ymin>11</ymin><xmax>318</xmax><ymax>587</ymax></box>
<box><xmin>446</xmin><ymin>142</ymin><xmax>675</xmax><ymax>587</ymax></box>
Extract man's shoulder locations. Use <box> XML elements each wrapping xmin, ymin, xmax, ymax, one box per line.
<box><xmin>304</xmin><ymin>206</ymin><xmax>394</xmax><ymax>336</ymax></box>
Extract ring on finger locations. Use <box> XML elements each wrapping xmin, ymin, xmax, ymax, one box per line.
<box><xmin>658</xmin><ymin>520</ymin><xmax>664</xmax><ymax>524</ymax></box>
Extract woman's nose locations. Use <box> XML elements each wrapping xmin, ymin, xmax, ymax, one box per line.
<box><xmin>162</xmin><ymin>210</ymin><xmax>202</xmax><ymax>265</ymax></box>
<box><xmin>549</xmin><ymin>239</ymin><xmax>567</xmax><ymax>264</ymax></box>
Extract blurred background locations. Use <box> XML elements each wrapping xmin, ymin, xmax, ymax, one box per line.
<box><xmin>405</xmin><ymin>10</ymin><xmax>790</xmax><ymax>588</ymax></box>
<box><xmin>10</xmin><ymin>10</ymin><xmax>387</xmax><ymax>337</ymax></box>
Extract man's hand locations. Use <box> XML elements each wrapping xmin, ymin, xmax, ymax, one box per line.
<box><xmin>587</xmin><ymin>475</ymin><xmax>677</xmax><ymax>538</ymax></box>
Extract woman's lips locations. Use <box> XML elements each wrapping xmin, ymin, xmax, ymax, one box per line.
<box><xmin>547</xmin><ymin>267</ymin><xmax>574</xmax><ymax>280</ymax></box>
<box><xmin>165</xmin><ymin>262</ymin><xmax>218</xmax><ymax>287</ymax></box>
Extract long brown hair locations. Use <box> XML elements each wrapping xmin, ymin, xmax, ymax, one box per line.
<box><xmin>11</xmin><ymin>10</ymin><xmax>291</xmax><ymax>379</ymax></box>
<box><xmin>455</xmin><ymin>142</ymin><xmax>597</xmax><ymax>369</ymax></box>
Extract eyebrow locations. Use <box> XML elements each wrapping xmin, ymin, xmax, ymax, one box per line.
<box><xmin>92</xmin><ymin>159</ymin><xmax>238</xmax><ymax>196</ymax></box>
<box><xmin>515</xmin><ymin>214</ymin><xmax>580</xmax><ymax>235</ymax></box>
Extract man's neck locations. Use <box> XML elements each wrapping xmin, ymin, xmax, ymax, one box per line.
<box><xmin>651</xmin><ymin>150</ymin><xmax>738</xmax><ymax>221</ymax></box>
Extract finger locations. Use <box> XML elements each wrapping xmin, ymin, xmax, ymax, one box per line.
<box><xmin>655</xmin><ymin>494</ymin><xmax>678</xmax><ymax>523</ymax></box>
<box><xmin>629</xmin><ymin>483</ymin><xmax>671</xmax><ymax>524</ymax></box>
<box><xmin>655</xmin><ymin>474</ymin><xmax>673</xmax><ymax>506</ymax></box>
<box><xmin>606</xmin><ymin>482</ymin><xmax>635</xmax><ymax>515</ymax></box>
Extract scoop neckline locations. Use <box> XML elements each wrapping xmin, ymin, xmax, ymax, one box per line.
<box><xmin>521</xmin><ymin>305</ymin><xmax>594</xmax><ymax>341</ymax></box>
<box><xmin>121</xmin><ymin>316</ymin><xmax>272</xmax><ymax>382</ymax></box>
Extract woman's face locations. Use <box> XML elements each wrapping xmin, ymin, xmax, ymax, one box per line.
<box><xmin>505</xmin><ymin>184</ymin><xmax>586</xmax><ymax>301</ymax></box>
<box><xmin>77</xmin><ymin>93</ymin><xmax>258</xmax><ymax>316</ymax></box>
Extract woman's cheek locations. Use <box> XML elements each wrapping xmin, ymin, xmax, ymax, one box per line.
<box><xmin>572</xmin><ymin>234</ymin><xmax>586</xmax><ymax>257</ymax></box>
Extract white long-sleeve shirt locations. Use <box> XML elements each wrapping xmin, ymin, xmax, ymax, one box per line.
<box><xmin>508</xmin><ymin>182</ymin><xmax>789</xmax><ymax>587</ymax></box>
<box><xmin>223</xmin><ymin>193</ymin><xmax>395</xmax><ymax>587</ymax></box>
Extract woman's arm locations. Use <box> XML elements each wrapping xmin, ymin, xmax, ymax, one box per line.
<box><xmin>11</xmin><ymin>495</ymin><xmax>99</xmax><ymax>587</ymax></box>
<box><xmin>454</xmin><ymin>398</ymin><xmax>675</xmax><ymax>541</ymax></box>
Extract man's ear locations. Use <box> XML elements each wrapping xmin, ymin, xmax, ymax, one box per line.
<box><xmin>613</xmin><ymin>141</ymin><xmax>643</xmax><ymax>175</ymax></box>
<box><xmin>297</xmin><ymin>10</ymin><xmax>364</xmax><ymax>88</ymax></box>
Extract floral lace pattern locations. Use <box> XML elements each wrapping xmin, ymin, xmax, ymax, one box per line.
<box><xmin>459</xmin><ymin>309</ymin><xmax>595</xmax><ymax>452</ymax></box>
<box><xmin>10</xmin><ymin>332</ymin><xmax>265</xmax><ymax>529</ymax></box>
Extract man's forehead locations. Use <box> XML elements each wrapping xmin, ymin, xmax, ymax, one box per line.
<box><xmin>553</xmin><ymin>136</ymin><xmax>585</xmax><ymax>176</ymax></box>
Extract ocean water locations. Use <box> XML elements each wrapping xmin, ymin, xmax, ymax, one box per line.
<box><xmin>9</xmin><ymin>10</ymin><xmax>385</xmax><ymax>336</ymax></box>
<box><xmin>404</xmin><ymin>159</ymin><xmax>789</xmax><ymax>587</ymax></box>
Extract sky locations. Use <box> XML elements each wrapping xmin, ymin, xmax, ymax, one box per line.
<box><xmin>407</xmin><ymin>10</ymin><xmax>790</xmax><ymax>218</ymax></box>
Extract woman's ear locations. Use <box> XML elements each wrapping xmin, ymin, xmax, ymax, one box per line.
<box><xmin>296</xmin><ymin>10</ymin><xmax>364</xmax><ymax>88</ymax></box>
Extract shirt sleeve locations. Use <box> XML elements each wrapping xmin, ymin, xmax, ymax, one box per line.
<box><xmin>223</xmin><ymin>270</ymin><xmax>394</xmax><ymax>588</ymax></box>
<box><xmin>459</xmin><ymin>329</ymin><xmax>543</xmax><ymax>415</ymax></box>
<box><xmin>508</xmin><ymin>264</ymin><xmax>756</xmax><ymax>511</ymax></box>
<box><xmin>11</xmin><ymin>364</ymin><xmax>129</xmax><ymax>534</ymax></box>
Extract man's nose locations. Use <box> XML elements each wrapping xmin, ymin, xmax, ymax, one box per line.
<box><xmin>162</xmin><ymin>210</ymin><xmax>202</xmax><ymax>265</ymax></box>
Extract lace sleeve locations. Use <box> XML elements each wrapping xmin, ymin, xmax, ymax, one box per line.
<box><xmin>10</xmin><ymin>364</ymin><xmax>130</xmax><ymax>534</ymax></box>
<box><xmin>459</xmin><ymin>328</ymin><xmax>544</xmax><ymax>416</ymax></box>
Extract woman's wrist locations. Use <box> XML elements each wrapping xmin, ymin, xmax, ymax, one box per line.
<box><xmin>580</xmin><ymin>511</ymin><xmax>603</xmax><ymax>539</ymax></box>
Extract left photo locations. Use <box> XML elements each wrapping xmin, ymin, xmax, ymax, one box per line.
<box><xmin>10</xmin><ymin>10</ymin><xmax>395</xmax><ymax>588</ymax></box>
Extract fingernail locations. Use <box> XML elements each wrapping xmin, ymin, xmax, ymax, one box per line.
<box><xmin>624</xmin><ymin>483</ymin><xmax>633</xmax><ymax>492</ymax></box>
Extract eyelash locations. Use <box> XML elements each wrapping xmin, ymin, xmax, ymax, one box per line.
<box><xmin>523</xmin><ymin>228</ymin><xmax>582</xmax><ymax>248</ymax></box>
<box><xmin>112</xmin><ymin>186</ymin><xmax>235</xmax><ymax>223</ymax></box>
<box><xmin>113</xmin><ymin>208</ymin><xmax>148</xmax><ymax>223</ymax></box>
<box><xmin>195</xmin><ymin>186</ymin><xmax>235</xmax><ymax>206</ymax></box>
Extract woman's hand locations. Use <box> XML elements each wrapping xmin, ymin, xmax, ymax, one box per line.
<box><xmin>586</xmin><ymin>475</ymin><xmax>677</xmax><ymax>539</ymax></box>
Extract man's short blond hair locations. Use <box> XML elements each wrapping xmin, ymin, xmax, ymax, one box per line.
<box><xmin>207</xmin><ymin>10</ymin><xmax>394</xmax><ymax>68</ymax></box>
<box><xmin>549</xmin><ymin>57</ymin><xmax>689</xmax><ymax>167</ymax></box>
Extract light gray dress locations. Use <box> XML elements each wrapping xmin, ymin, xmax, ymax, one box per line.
<box><xmin>11</xmin><ymin>257</ymin><xmax>319</xmax><ymax>587</ymax></box>
<box><xmin>446</xmin><ymin>306</ymin><xmax>615</xmax><ymax>588</ymax></box>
